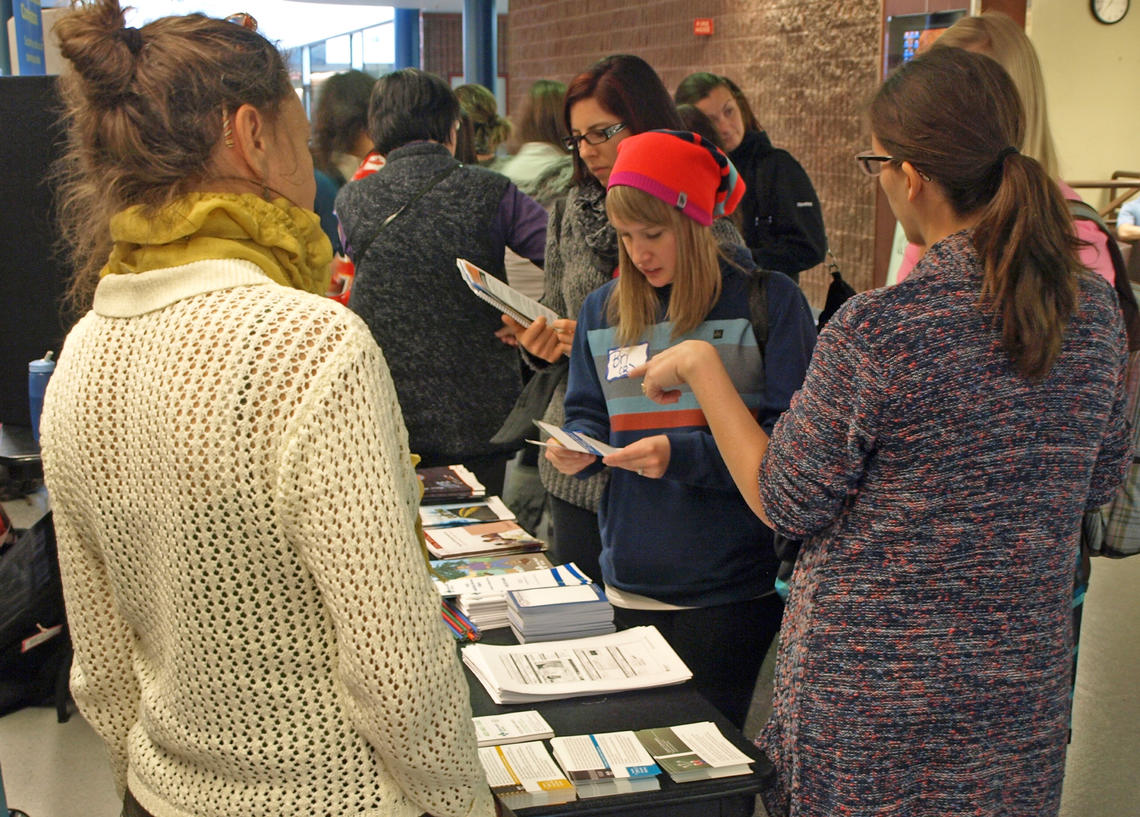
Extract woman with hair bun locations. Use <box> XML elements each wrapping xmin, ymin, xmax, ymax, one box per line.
<box><xmin>455</xmin><ymin>83</ymin><xmax>511</xmax><ymax>166</ymax></box>
<box><xmin>42</xmin><ymin>3</ymin><xmax>505</xmax><ymax>816</ymax></box>
<box><xmin>636</xmin><ymin>47</ymin><xmax>1130</xmax><ymax>817</ymax></box>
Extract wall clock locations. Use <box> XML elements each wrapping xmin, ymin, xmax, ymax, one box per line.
<box><xmin>1091</xmin><ymin>0</ymin><xmax>1130</xmax><ymax>24</ymax></box>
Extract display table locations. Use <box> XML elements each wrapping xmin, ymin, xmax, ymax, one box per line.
<box><xmin>464</xmin><ymin>632</ymin><xmax>773</xmax><ymax>816</ymax></box>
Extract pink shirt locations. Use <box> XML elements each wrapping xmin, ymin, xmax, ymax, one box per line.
<box><xmin>896</xmin><ymin>181</ymin><xmax>1115</xmax><ymax>285</ymax></box>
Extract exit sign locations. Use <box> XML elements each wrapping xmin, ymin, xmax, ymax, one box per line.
<box><xmin>694</xmin><ymin>18</ymin><xmax>714</xmax><ymax>36</ymax></box>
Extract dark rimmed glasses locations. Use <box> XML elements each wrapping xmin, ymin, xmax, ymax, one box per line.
<box><xmin>562</xmin><ymin>122</ymin><xmax>627</xmax><ymax>152</ymax></box>
<box><xmin>854</xmin><ymin>150</ymin><xmax>896</xmax><ymax>177</ymax></box>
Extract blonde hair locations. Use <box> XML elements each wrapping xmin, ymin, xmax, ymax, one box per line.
<box><xmin>604</xmin><ymin>186</ymin><xmax>722</xmax><ymax>346</ymax></box>
<box><xmin>934</xmin><ymin>12</ymin><xmax>1059</xmax><ymax>178</ymax></box>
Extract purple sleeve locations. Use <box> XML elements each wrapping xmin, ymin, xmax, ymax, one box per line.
<box><xmin>491</xmin><ymin>183</ymin><xmax>547</xmax><ymax>268</ymax></box>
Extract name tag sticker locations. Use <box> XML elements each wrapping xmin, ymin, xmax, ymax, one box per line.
<box><xmin>606</xmin><ymin>342</ymin><xmax>649</xmax><ymax>382</ymax></box>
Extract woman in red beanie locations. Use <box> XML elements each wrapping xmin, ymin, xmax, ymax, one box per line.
<box><xmin>544</xmin><ymin>130</ymin><xmax>817</xmax><ymax>727</ymax></box>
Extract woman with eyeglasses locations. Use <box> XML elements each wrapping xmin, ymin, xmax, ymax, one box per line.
<box><xmin>675</xmin><ymin>73</ymin><xmax>827</xmax><ymax>283</ymax></box>
<box><xmin>633</xmin><ymin>47</ymin><xmax>1129</xmax><ymax>817</ymax></box>
<box><xmin>890</xmin><ymin>12</ymin><xmax>1117</xmax><ymax>287</ymax></box>
<box><xmin>41</xmin><ymin>3</ymin><xmax>507</xmax><ymax>816</ymax></box>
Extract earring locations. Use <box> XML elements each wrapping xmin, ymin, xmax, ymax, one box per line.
<box><xmin>222</xmin><ymin>108</ymin><xmax>235</xmax><ymax>149</ymax></box>
<box><xmin>260</xmin><ymin>181</ymin><xmax>271</xmax><ymax>201</ymax></box>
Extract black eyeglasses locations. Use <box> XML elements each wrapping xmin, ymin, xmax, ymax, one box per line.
<box><xmin>562</xmin><ymin>122</ymin><xmax>627</xmax><ymax>151</ymax></box>
<box><xmin>855</xmin><ymin>150</ymin><xmax>932</xmax><ymax>181</ymax></box>
<box><xmin>854</xmin><ymin>150</ymin><xmax>895</xmax><ymax>177</ymax></box>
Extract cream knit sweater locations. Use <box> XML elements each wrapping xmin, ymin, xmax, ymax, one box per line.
<box><xmin>41</xmin><ymin>260</ymin><xmax>495</xmax><ymax>817</ymax></box>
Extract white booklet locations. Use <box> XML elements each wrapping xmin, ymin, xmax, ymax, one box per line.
<box><xmin>473</xmin><ymin>709</ymin><xmax>555</xmax><ymax>747</ymax></box>
<box><xmin>550</xmin><ymin>730</ymin><xmax>661</xmax><ymax>797</ymax></box>
<box><xmin>462</xmin><ymin>625</ymin><xmax>693</xmax><ymax>704</ymax></box>
<box><xmin>457</xmin><ymin>257</ymin><xmax>560</xmax><ymax>328</ymax></box>
<box><xmin>436</xmin><ymin>562</ymin><xmax>591</xmax><ymax>600</ymax></box>
<box><xmin>531</xmin><ymin>419</ymin><xmax>620</xmax><ymax>457</ymax></box>
<box><xmin>479</xmin><ymin>741</ymin><xmax>577</xmax><ymax>808</ymax></box>
<box><xmin>634</xmin><ymin>721</ymin><xmax>755</xmax><ymax>783</ymax></box>
<box><xmin>419</xmin><ymin>496</ymin><xmax>515</xmax><ymax>529</ymax></box>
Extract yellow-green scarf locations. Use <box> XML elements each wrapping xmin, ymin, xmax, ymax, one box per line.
<box><xmin>102</xmin><ymin>193</ymin><xmax>333</xmax><ymax>295</ymax></box>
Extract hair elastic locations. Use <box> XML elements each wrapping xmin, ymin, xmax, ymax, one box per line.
<box><xmin>997</xmin><ymin>145</ymin><xmax>1019</xmax><ymax>164</ymax></box>
<box><xmin>119</xmin><ymin>27</ymin><xmax>143</xmax><ymax>55</ymax></box>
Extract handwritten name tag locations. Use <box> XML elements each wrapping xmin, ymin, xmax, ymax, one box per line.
<box><xmin>606</xmin><ymin>343</ymin><xmax>648</xmax><ymax>382</ymax></box>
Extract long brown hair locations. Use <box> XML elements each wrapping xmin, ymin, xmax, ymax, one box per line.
<box><xmin>604</xmin><ymin>186</ymin><xmax>722</xmax><ymax>346</ymax></box>
<box><xmin>674</xmin><ymin>73</ymin><xmax>761</xmax><ymax>133</ymax></box>
<box><xmin>870</xmin><ymin>47</ymin><xmax>1081</xmax><ymax>381</ymax></box>
<box><xmin>52</xmin><ymin>0</ymin><xmax>294</xmax><ymax>315</ymax></box>
<box><xmin>563</xmin><ymin>55</ymin><xmax>683</xmax><ymax>186</ymax></box>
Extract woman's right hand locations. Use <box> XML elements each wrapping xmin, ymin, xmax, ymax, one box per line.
<box><xmin>501</xmin><ymin>315</ymin><xmax>576</xmax><ymax>362</ymax></box>
<box><xmin>544</xmin><ymin>438</ymin><xmax>597</xmax><ymax>475</ymax></box>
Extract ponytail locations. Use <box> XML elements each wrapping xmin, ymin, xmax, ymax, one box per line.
<box><xmin>973</xmin><ymin>149</ymin><xmax>1080</xmax><ymax>380</ymax></box>
<box><xmin>870</xmin><ymin>47</ymin><xmax>1083</xmax><ymax>382</ymax></box>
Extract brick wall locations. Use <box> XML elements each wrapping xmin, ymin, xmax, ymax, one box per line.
<box><xmin>508</xmin><ymin>0</ymin><xmax>882</xmax><ymax>306</ymax></box>
<box><xmin>423</xmin><ymin>13</ymin><xmax>511</xmax><ymax>103</ymax></box>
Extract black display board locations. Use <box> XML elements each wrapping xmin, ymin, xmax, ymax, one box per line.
<box><xmin>0</xmin><ymin>75</ymin><xmax>70</xmax><ymax>427</ymax></box>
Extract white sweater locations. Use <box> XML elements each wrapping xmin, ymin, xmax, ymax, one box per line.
<box><xmin>40</xmin><ymin>260</ymin><xmax>495</xmax><ymax>817</ymax></box>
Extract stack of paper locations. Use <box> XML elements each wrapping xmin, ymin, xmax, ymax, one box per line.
<box><xmin>550</xmin><ymin>731</ymin><xmax>661</xmax><ymax>798</ymax></box>
<box><xmin>463</xmin><ymin>626</ymin><xmax>693</xmax><ymax>704</ymax></box>
<box><xmin>472</xmin><ymin>710</ymin><xmax>555</xmax><ymax>748</ymax></box>
<box><xmin>506</xmin><ymin>583</ymin><xmax>615</xmax><ymax>643</ymax></box>
<box><xmin>420</xmin><ymin>496</ymin><xmax>515</xmax><ymax>528</ymax></box>
<box><xmin>634</xmin><ymin>722</ymin><xmax>755</xmax><ymax>783</ymax></box>
<box><xmin>424</xmin><ymin>520</ymin><xmax>546</xmax><ymax>561</ymax></box>
<box><xmin>479</xmin><ymin>741</ymin><xmax>577</xmax><ymax>808</ymax></box>
<box><xmin>417</xmin><ymin>464</ymin><xmax>485</xmax><ymax>503</ymax></box>
<box><xmin>439</xmin><ymin>563</ymin><xmax>591</xmax><ymax>631</ymax></box>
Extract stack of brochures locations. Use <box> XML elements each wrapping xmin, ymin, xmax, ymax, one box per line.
<box><xmin>419</xmin><ymin>496</ymin><xmax>515</xmax><ymax>528</ymax></box>
<box><xmin>417</xmin><ymin>464</ymin><xmax>485</xmax><ymax>503</ymax></box>
<box><xmin>462</xmin><ymin>626</ymin><xmax>693</xmax><ymax>704</ymax></box>
<box><xmin>472</xmin><ymin>710</ymin><xmax>555</xmax><ymax>748</ymax></box>
<box><xmin>478</xmin><ymin>741</ymin><xmax>577</xmax><ymax>808</ymax></box>
<box><xmin>437</xmin><ymin>563</ymin><xmax>592</xmax><ymax>631</ymax></box>
<box><xmin>550</xmin><ymin>731</ymin><xmax>661</xmax><ymax>798</ymax></box>
<box><xmin>634</xmin><ymin>722</ymin><xmax>755</xmax><ymax>783</ymax></box>
<box><xmin>430</xmin><ymin>552</ymin><xmax>554</xmax><ymax>584</ymax></box>
<box><xmin>424</xmin><ymin>520</ymin><xmax>546</xmax><ymax>561</ymax></box>
<box><xmin>505</xmin><ymin>582</ymin><xmax>615</xmax><ymax>643</ymax></box>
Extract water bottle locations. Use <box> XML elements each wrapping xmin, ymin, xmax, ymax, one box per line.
<box><xmin>28</xmin><ymin>350</ymin><xmax>56</xmax><ymax>443</ymax></box>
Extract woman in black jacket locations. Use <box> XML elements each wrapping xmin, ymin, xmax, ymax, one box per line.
<box><xmin>676</xmin><ymin>72</ymin><xmax>827</xmax><ymax>282</ymax></box>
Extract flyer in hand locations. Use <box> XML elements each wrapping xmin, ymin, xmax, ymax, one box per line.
<box><xmin>457</xmin><ymin>258</ymin><xmax>560</xmax><ymax>328</ymax></box>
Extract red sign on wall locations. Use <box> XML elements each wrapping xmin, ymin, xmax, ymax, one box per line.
<box><xmin>694</xmin><ymin>18</ymin><xmax>714</xmax><ymax>36</ymax></box>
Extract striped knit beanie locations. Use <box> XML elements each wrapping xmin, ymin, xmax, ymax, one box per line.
<box><xmin>607</xmin><ymin>129</ymin><xmax>745</xmax><ymax>226</ymax></box>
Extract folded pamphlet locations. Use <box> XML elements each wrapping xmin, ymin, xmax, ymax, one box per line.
<box><xmin>457</xmin><ymin>258</ymin><xmax>560</xmax><ymax>328</ymax></box>
<box><xmin>532</xmin><ymin>420</ymin><xmax>620</xmax><ymax>457</ymax></box>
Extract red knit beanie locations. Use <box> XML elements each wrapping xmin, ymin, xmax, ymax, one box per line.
<box><xmin>607</xmin><ymin>130</ymin><xmax>745</xmax><ymax>226</ymax></box>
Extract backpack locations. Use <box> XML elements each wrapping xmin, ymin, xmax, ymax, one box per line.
<box><xmin>746</xmin><ymin>261</ymin><xmax>855</xmax><ymax>596</ymax></box>
<box><xmin>1068</xmin><ymin>200</ymin><xmax>1140</xmax><ymax>558</ymax></box>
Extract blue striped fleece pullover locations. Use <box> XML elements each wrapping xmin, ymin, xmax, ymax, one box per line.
<box><xmin>563</xmin><ymin>249</ymin><xmax>816</xmax><ymax>606</ymax></box>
